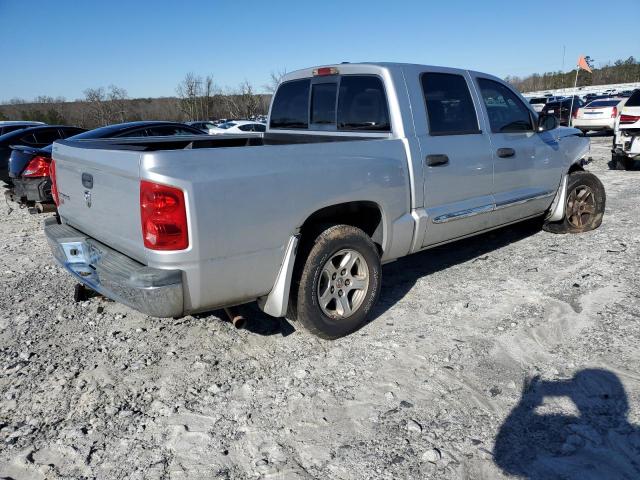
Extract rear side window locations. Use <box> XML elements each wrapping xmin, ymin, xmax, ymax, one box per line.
<box><xmin>421</xmin><ymin>73</ymin><xmax>479</xmax><ymax>135</ymax></box>
<box><xmin>19</xmin><ymin>133</ymin><xmax>38</xmax><ymax>144</ymax></box>
<box><xmin>311</xmin><ymin>83</ymin><xmax>337</xmax><ymax>125</ymax></box>
<box><xmin>626</xmin><ymin>90</ymin><xmax>640</xmax><ymax>107</ymax></box>
<box><xmin>477</xmin><ymin>78</ymin><xmax>533</xmax><ymax>133</ymax></box>
<box><xmin>34</xmin><ymin>129</ymin><xmax>62</xmax><ymax>144</ymax></box>
<box><xmin>337</xmin><ymin>76</ymin><xmax>390</xmax><ymax>131</ymax></box>
<box><xmin>270</xmin><ymin>79</ymin><xmax>310</xmax><ymax>129</ymax></box>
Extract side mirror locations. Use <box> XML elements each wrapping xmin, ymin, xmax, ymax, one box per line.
<box><xmin>537</xmin><ymin>114</ymin><xmax>558</xmax><ymax>132</ymax></box>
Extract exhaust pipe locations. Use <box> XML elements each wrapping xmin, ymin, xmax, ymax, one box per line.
<box><xmin>224</xmin><ymin>307</ymin><xmax>247</xmax><ymax>329</ymax></box>
<box><xmin>35</xmin><ymin>202</ymin><xmax>57</xmax><ymax>214</ymax></box>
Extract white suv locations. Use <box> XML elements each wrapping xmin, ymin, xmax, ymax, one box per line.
<box><xmin>613</xmin><ymin>90</ymin><xmax>640</xmax><ymax>170</ymax></box>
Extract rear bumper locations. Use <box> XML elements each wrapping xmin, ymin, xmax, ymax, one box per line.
<box><xmin>572</xmin><ymin>118</ymin><xmax>615</xmax><ymax>130</ymax></box>
<box><xmin>44</xmin><ymin>217</ymin><xmax>184</xmax><ymax>317</ymax></box>
<box><xmin>8</xmin><ymin>176</ymin><xmax>52</xmax><ymax>203</ymax></box>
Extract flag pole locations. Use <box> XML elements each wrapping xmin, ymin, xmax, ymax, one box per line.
<box><xmin>569</xmin><ymin>67</ymin><xmax>579</xmax><ymax>127</ymax></box>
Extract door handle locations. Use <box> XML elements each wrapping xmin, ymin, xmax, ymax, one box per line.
<box><xmin>497</xmin><ymin>148</ymin><xmax>515</xmax><ymax>158</ymax></box>
<box><xmin>426</xmin><ymin>154</ymin><xmax>449</xmax><ymax>166</ymax></box>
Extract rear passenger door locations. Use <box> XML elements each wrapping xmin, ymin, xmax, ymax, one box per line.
<box><xmin>473</xmin><ymin>76</ymin><xmax>563</xmax><ymax>224</ymax></box>
<box><xmin>416</xmin><ymin>70</ymin><xmax>496</xmax><ymax>247</ymax></box>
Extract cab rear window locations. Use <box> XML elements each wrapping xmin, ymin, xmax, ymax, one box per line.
<box><xmin>270</xmin><ymin>75</ymin><xmax>391</xmax><ymax>132</ymax></box>
<box><xmin>270</xmin><ymin>79</ymin><xmax>310</xmax><ymax>129</ymax></box>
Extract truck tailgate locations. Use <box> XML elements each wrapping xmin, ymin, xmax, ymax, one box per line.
<box><xmin>52</xmin><ymin>142</ymin><xmax>147</xmax><ymax>263</ymax></box>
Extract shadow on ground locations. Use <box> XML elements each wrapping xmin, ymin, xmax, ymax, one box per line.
<box><xmin>494</xmin><ymin>369</ymin><xmax>640</xmax><ymax>479</ymax></box>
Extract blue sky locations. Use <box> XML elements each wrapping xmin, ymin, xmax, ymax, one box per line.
<box><xmin>0</xmin><ymin>0</ymin><xmax>636</xmax><ymax>101</ymax></box>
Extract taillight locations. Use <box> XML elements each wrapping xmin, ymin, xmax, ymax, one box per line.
<box><xmin>140</xmin><ymin>180</ymin><xmax>189</xmax><ymax>250</ymax></box>
<box><xmin>620</xmin><ymin>114</ymin><xmax>640</xmax><ymax>124</ymax></box>
<box><xmin>572</xmin><ymin>109</ymin><xmax>577</xmax><ymax>119</ymax></box>
<box><xmin>50</xmin><ymin>159</ymin><xmax>60</xmax><ymax>206</ymax></box>
<box><xmin>611</xmin><ymin>106</ymin><xmax>618</xmax><ymax>118</ymax></box>
<box><xmin>22</xmin><ymin>155</ymin><xmax>50</xmax><ymax>177</ymax></box>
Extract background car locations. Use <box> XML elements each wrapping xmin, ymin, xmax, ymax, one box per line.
<box><xmin>0</xmin><ymin>125</ymin><xmax>85</xmax><ymax>184</ymax></box>
<box><xmin>573</xmin><ymin>98</ymin><xmax>625</xmax><ymax>133</ymax></box>
<box><xmin>185</xmin><ymin>121</ymin><xmax>219</xmax><ymax>134</ymax></box>
<box><xmin>7</xmin><ymin>121</ymin><xmax>205</xmax><ymax>210</ymax></box>
<box><xmin>210</xmin><ymin>120</ymin><xmax>266</xmax><ymax>134</ymax></box>
<box><xmin>528</xmin><ymin>96</ymin><xmax>562</xmax><ymax>113</ymax></box>
<box><xmin>0</xmin><ymin>121</ymin><xmax>46</xmax><ymax>136</ymax></box>
<box><xmin>613</xmin><ymin>89</ymin><xmax>640</xmax><ymax>169</ymax></box>
<box><xmin>541</xmin><ymin>97</ymin><xmax>585</xmax><ymax>126</ymax></box>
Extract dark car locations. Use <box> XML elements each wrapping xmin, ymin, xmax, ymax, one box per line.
<box><xmin>541</xmin><ymin>97</ymin><xmax>585</xmax><ymax>126</ymax></box>
<box><xmin>0</xmin><ymin>125</ymin><xmax>85</xmax><ymax>184</ymax></box>
<box><xmin>0</xmin><ymin>121</ymin><xmax>46</xmax><ymax>136</ymax></box>
<box><xmin>7</xmin><ymin>121</ymin><xmax>205</xmax><ymax>211</ymax></box>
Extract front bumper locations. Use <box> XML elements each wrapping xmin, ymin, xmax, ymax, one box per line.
<box><xmin>44</xmin><ymin>217</ymin><xmax>184</xmax><ymax>317</ymax></box>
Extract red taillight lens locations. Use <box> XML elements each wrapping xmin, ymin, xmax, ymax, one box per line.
<box><xmin>620</xmin><ymin>114</ymin><xmax>640</xmax><ymax>124</ymax></box>
<box><xmin>22</xmin><ymin>156</ymin><xmax>50</xmax><ymax>177</ymax></box>
<box><xmin>611</xmin><ymin>106</ymin><xmax>618</xmax><ymax>118</ymax></box>
<box><xmin>572</xmin><ymin>109</ymin><xmax>578</xmax><ymax>119</ymax></box>
<box><xmin>140</xmin><ymin>180</ymin><xmax>188</xmax><ymax>250</ymax></box>
<box><xmin>50</xmin><ymin>159</ymin><xmax>60</xmax><ymax>206</ymax></box>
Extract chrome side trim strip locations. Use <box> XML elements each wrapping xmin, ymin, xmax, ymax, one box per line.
<box><xmin>432</xmin><ymin>191</ymin><xmax>555</xmax><ymax>224</ymax></box>
<box><xmin>433</xmin><ymin>204</ymin><xmax>494</xmax><ymax>224</ymax></box>
<box><xmin>494</xmin><ymin>191</ymin><xmax>555</xmax><ymax>211</ymax></box>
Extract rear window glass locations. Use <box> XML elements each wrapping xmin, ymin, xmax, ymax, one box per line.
<box><xmin>270</xmin><ymin>79</ymin><xmax>310</xmax><ymax>129</ymax></box>
<box><xmin>311</xmin><ymin>83</ymin><xmax>337</xmax><ymax>125</ymax></box>
<box><xmin>529</xmin><ymin>98</ymin><xmax>547</xmax><ymax>104</ymax></box>
<box><xmin>421</xmin><ymin>72</ymin><xmax>479</xmax><ymax>135</ymax></box>
<box><xmin>337</xmin><ymin>76</ymin><xmax>390</xmax><ymax>131</ymax></box>
<box><xmin>587</xmin><ymin>100</ymin><xmax>619</xmax><ymax>108</ymax></box>
<box><xmin>626</xmin><ymin>90</ymin><xmax>640</xmax><ymax>107</ymax></box>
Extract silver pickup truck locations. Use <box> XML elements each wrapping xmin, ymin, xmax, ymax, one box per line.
<box><xmin>45</xmin><ymin>63</ymin><xmax>605</xmax><ymax>339</ymax></box>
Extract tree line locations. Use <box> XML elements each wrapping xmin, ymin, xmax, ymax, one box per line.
<box><xmin>0</xmin><ymin>73</ymin><xmax>281</xmax><ymax>129</ymax></box>
<box><xmin>506</xmin><ymin>56</ymin><xmax>640</xmax><ymax>93</ymax></box>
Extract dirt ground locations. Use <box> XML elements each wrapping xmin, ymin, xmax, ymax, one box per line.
<box><xmin>1</xmin><ymin>135</ymin><xmax>639</xmax><ymax>480</ymax></box>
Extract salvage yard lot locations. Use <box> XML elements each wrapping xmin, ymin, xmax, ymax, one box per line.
<box><xmin>1</xmin><ymin>136</ymin><xmax>639</xmax><ymax>479</ymax></box>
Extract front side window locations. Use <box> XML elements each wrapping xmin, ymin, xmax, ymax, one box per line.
<box><xmin>477</xmin><ymin>78</ymin><xmax>533</xmax><ymax>133</ymax></box>
<box><xmin>421</xmin><ymin>72</ymin><xmax>479</xmax><ymax>135</ymax></box>
<box><xmin>270</xmin><ymin>79</ymin><xmax>310</xmax><ymax>129</ymax></box>
<box><xmin>337</xmin><ymin>76</ymin><xmax>390</xmax><ymax>131</ymax></box>
<box><xmin>311</xmin><ymin>83</ymin><xmax>337</xmax><ymax>125</ymax></box>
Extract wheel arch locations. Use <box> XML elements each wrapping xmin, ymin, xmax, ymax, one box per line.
<box><xmin>298</xmin><ymin>201</ymin><xmax>386</xmax><ymax>253</ymax></box>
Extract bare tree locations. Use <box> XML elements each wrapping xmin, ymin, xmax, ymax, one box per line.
<box><xmin>263</xmin><ymin>69</ymin><xmax>287</xmax><ymax>94</ymax></box>
<box><xmin>176</xmin><ymin>73</ymin><xmax>202</xmax><ymax>121</ymax></box>
<box><xmin>83</xmin><ymin>85</ymin><xmax>129</xmax><ymax>127</ymax></box>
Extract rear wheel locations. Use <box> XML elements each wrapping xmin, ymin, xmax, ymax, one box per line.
<box><xmin>543</xmin><ymin>171</ymin><xmax>605</xmax><ymax>234</ymax></box>
<box><xmin>294</xmin><ymin>225</ymin><xmax>381</xmax><ymax>339</ymax></box>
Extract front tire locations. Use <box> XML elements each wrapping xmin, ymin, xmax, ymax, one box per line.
<box><xmin>295</xmin><ymin>225</ymin><xmax>381</xmax><ymax>339</ymax></box>
<box><xmin>543</xmin><ymin>171</ymin><xmax>605</xmax><ymax>234</ymax></box>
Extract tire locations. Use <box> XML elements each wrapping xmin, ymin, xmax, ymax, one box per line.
<box><xmin>613</xmin><ymin>154</ymin><xmax>631</xmax><ymax>171</ymax></box>
<box><xmin>294</xmin><ymin>224</ymin><xmax>381</xmax><ymax>339</ymax></box>
<box><xmin>543</xmin><ymin>171</ymin><xmax>605</xmax><ymax>234</ymax></box>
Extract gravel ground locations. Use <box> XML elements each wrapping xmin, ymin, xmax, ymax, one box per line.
<box><xmin>1</xmin><ymin>135</ymin><xmax>639</xmax><ymax>479</ymax></box>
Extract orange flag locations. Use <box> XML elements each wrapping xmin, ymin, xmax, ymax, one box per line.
<box><xmin>577</xmin><ymin>56</ymin><xmax>593</xmax><ymax>73</ymax></box>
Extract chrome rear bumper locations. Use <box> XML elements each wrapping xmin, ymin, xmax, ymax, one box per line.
<box><xmin>44</xmin><ymin>217</ymin><xmax>184</xmax><ymax>317</ymax></box>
